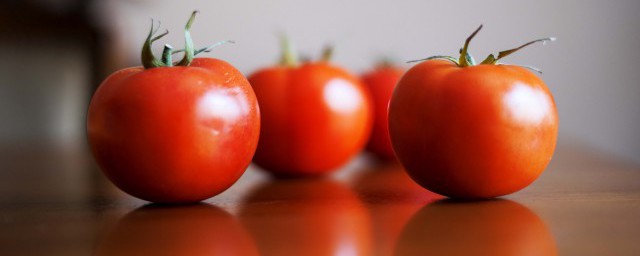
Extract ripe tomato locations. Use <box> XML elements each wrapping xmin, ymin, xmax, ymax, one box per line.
<box><xmin>389</xmin><ymin>25</ymin><xmax>558</xmax><ymax>198</ymax></box>
<box><xmin>361</xmin><ymin>63</ymin><xmax>404</xmax><ymax>160</ymax></box>
<box><xmin>87</xmin><ymin>12</ymin><xmax>260</xmax><ymax>203</ymax></box>
<box><xmin>249</xmin><ymin>40</ymin><xmax>372</xmax><ymax>176</ymax></box>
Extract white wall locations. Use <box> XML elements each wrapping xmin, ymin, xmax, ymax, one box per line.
<box><xmin>96</xmin><ymin>0</ymin><xmax>640</xmax><ymax>165</ymax></box>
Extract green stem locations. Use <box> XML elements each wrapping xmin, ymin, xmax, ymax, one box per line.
<box><xmin>481</xmin><ymin>37</ymin><xmax>556</xmax><ymax>64</ymax></box>
<box><xmin>406</xmin><ymin>55</ymin><xmax>459</xmax><ymax>65</ymax></box>
<box><xmin>141</xmin><ymin>20</ymin><xmax>169</xmax><ymax>69</ymax></box>
<box><xmin>407</xmin><ymin>25</ymin><xmax>554</xmax><ymax>72</ymax></box>
<box><xmin>279</xmin><ymin>34</ymin><xmax>298</xmax><ymax>67</ymax></box>
<box><xmin>376</xmin><ymin>57</ymin><xmax>395</xmax><ymax>68</ymax></box>
<box><xmin>171</xmin><ymin>40</ymin><xmax>235</xmax><ymax>55</ymax></box>
<box><xmin>140</xmin><ymin>11</ymin><xmax>234</xmax><ymax>69</ymax></box>
<box><xmin>496</xmin><ymin>63</ymin><xmax>543</xmax><ymax>73</ymax></box>
<box><xmin>459</xmin><ymin>25</ymin><xmax>482</xmax><ymax>67</ymax></box>
<box><xmin>161</xmin><ymin>44</ymin><xmax>173</xmax><ymax>66</ymax></box>
<box><xmin>321</xmin><ymin>45</ymin><xmax>333</xmax><ymax>62</ymax></box>
<box><xmin>176</xmin><ymin>11</ymin><xmax>198</xmax><ymax>66</ymax></box>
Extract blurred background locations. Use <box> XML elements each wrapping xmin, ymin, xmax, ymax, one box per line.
<box><xmin>1</xmin><ymin>0</ymin><xmax>639</xmax><ymax>167</ymax></box>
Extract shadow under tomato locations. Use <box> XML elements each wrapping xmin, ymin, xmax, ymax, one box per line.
<box><xmin>349</xmin><ymin>162</ymin><xmax>442</xmax><ymax>256</ymax></box>
<box><xmin>350</xmin><ymin>161</ymin><xmax>442</xmax><ymax>204</ymax></box>
<box><xmin>238</xmin><ymin>178</ymin><xmax>372</xmax><ymax>256</ymax></box>
<box><xmin>94</xmin><ymin>203</ymin><xmax>258</xmax><ymax>256</ymax></box>
<box><xmin>395</xmin><ymin>199</ymin><xmax>557</xmax><ymax>256</ymax></box>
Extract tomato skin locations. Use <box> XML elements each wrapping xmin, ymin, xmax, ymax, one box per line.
<box><xmin>362</xmin><ymin>66</ymin><xmax>404</xmax><ymax>160</ymax></box>
<box><xmin>249</xmin><ymin>62</ymin><xmax>372</xmax><ymax>176</ymax></box>
<box><xmin>388</xmin><ymin>60</ymin><xmax>558</xmax><ymax>198</ymax></box>
<box><xmin>87</xmin><ymin>58</ymin><xmax>260</xmax><ymax>203</ymax></box>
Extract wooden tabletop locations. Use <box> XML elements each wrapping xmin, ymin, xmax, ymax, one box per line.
<box><xmin>0</xmin><ymin>143</ymin><xmax>639</xmax><ymax>256</ymax></box>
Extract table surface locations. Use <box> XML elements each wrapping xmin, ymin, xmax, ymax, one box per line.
<box><xmin>1</xmin><ymin>143</ymin><xmax>639</xmax><ymax>256</ymax></box>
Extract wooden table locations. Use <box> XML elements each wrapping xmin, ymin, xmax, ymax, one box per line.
<box><xmin>1</xmin><ymin>143</ymin><xmax>638</xmax><ymax>255</ymax></box>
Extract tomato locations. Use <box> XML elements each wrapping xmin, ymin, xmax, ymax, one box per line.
<box><xmin>395</xmin><ymin>200</ymin><xmax>557</xmax><ymax>255</ymax></box>
<box><xmin>361</xmin><ymin>63</ymin><xmax>404</xmax><ymax>160</ymax></box>
<box><xmin>96</xmin><ymin>204</ymin><xmax>259</xmax><ymax>256</ymax></box>
<box><xmin>249</xmin><ymin>40</ymin><xmax>372</xmax><ymax>176</ymax></box>
<box><xmin>87</xmin><ymin>12</ymin><xmax>260</xmax><ymax>203</ymax></box>
<box><xmin>239</xmin><ymin>179</ymin><xmax>372</xmax><ymax>256</ymax></box>
<box><xmin>389</xmin><ymin>25</ymin><xmax>558</xmax><ymax>198</ymax></box>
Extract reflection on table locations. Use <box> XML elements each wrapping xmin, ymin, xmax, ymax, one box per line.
<box><xmin>1</xmin><ymin>146</ymin><xmax>639</xmax><ymax>255</ymax></box>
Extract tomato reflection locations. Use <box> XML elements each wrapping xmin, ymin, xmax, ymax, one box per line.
<box><xmin>95</xmin><ymin>203</ymin><xmax>258</xmax><ymax>256</ymax></box>
<box><xmin>395</xmin><ymin>199</ymin><xmax>557</xmax><ymax>256</ymax></box>
<box><xmin>350</xmin><ymin>163</ymin><xmax>442</xmax><ymax>256</ymax></box>
<box><xmin>239</xmin><ymin>178</ymin><xmax>371</xmax><ymax>256</ymax></box>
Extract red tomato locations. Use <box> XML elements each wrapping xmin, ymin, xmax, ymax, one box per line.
<box><xmin>361</xmin><ymin>64</ymin><xmax>404</xmax><ymax>160</ymax></box>
<box><xmin>96</xmin><ymin>204</ymin><xmax>259</xmax><ymax>256</ymax></box>
<box><xmin>249</xmin><ymin>42</ymin><xmax>372</xmax><ymax>176</ymax></box>
<box><xmin>389</xmin><ymin>26</ymin><xmax>558</xmax><ymax>198</ymax></box>
<box><xmin>87</xmin><ymin>12</ymin><xmax>260</xmax><ymax>203</ymax></box>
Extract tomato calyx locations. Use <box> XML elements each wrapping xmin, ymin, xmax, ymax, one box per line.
<box><xmin>278</xmin><ymin>35</ymin><xmax>335</xmax><ymax>67</ymax></box>
<box><xmin>141</xmin><ymin>11</ymin><xmax>234</xmax><ymax>69</ymax></box>
<box><xmin>279</xmin><ymin>34</ymin><xmax>299</xmax><ymax>67</ymax></box>
<box><xmin>458</xmin><ymin>25</ymin><xmax>483</xmax><ymax>67</ymax></box>
<box><xmin>374</xmin><ymin>58</ymin><xmax>397</xmax><ymax>69</ymax></box>
<box><xmin>408</xmin><ymin>25</ymin><xmax>556</xmax><ymax>73</ymax></box>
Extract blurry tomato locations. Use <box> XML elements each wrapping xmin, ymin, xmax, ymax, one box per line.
<box><xmin>249</xmin><ymin>39</ymin><xmax>372</xmax><ymax>176</ymax></box>
<box><xmin>389</xmin><ymin>26</ymin><xmax>558</xmax><ymax>198</ymax></box>
<box><xmin>395</xmin><ymin>199</ymin><xmax>557</xmax><ymax>256</ymax></box>
<box><xmin>239</xmin><ymin>179</ymin><xmax>372</xmax><ymax>256</ymax></box>
<box><xmin>95</xmin><ymin>204</ymin><xmax>258</xmax><ymax>256</ymax></box>
<box><xmin>361</xmin><ymin>63</ymin><xmax>404</xmax><ymax>160</ymax></box>
<box><xmin>87</xmin><ymin>12</ymin><xmax>260</xmax><ymax>203</ymax></box>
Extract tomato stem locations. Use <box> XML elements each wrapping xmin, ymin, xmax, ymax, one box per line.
<box><xmin>141</xmin><ymin>20</ymin><xmax>169</xmax><ymax>69</ymax></box>
<box><xmin>459</xmin><ymin>25</ymin><xmax>482</xmax><ymax>67</ymax></box>
<box><xmin>376</xmin><ymin>57</ymin><xmax>396</xmax><ymax>68</ymax></box>
<box><xmin>460</xmin><ymin>48</ymin><xmax>476</xmax><ymax>66</ymax></box>
<box><xmin>171</xmin><ymin>40</ymin><xmax>235</xmax><ymax>55</ymax></box>
<box><xmin>320</xmin><ymin>45</ymin><xmax>334</xmax><ymax>62</ymax></box>
<box><xmin>279</xmin><ymin>34</ymin><xmax>299</xmax><ymax>67</ymax></box>
<box><xmin>498</xmin><ymin>63</ymin><xmax>544</xmax><ymax>74</ymax></box>
<box><xmin>175</xmin><ymin>11</ymin><xmax>198</xmax><ymax>66</ymax></box>
<box><xmin>140</xmin><ymin>11</ymin><xmax>235</xmax><ymax>69</ymax></box>
<box><xmin>161</xmin><ymin>44</ymin><xmax>173</xmax><ymax>66</ymax></box>
<box><xmin>407</xmin><ymin>25</ymin><xmax>555</xmax><ymax>72</ymax></box>
<box><xmin>480</xmin><ymin>37</ymin><xmax>556</xmax><ymax>65</ymax></box>
<box><xmin>407</xmin><ymin>55</ymin><xmax>459</xmax><ymax>65</ymax></box>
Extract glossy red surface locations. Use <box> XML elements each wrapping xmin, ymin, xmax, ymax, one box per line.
<box><xmin>249</xmin><ymin>62</ymin><xmax>372</xmax><ymax>176</ymax></box>
<box><xmin>350</xmin><ymin>164</ymin><xmax>442</xmax><ymax>256</ymax></box>
<box><xmin>389</xmin><ymin>60</ymin><xmax>558</xmax><ymax>198</ymax></box>
<box><xmin>239</xmin><ymin>178</ymin><xmax>372</xmax><ymax>256</ymax></box>
<box><xmin>396</xmin><ymin>199</ymin><xmax>557</xmax><ymax>255</ymax></box>
<box><xmin>87</xmin><ymin>58</ymin><xmax>260</xmax><ymax>203</ymax></box>
<box><xmin>95</xmin><ymin>204</ymin><xmax>259</xmax><ymax>256</ymax></box>
<box><xmin>361</xmin><ymin>66</ymin><xmax>404</xmax><ymax>160</ymax></box>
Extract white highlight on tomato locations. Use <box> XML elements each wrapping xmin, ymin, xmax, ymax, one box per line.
<box><xmin>324</xmin><ymin>78</ymin><xmax>362</xmax><ymax>113</ymax></box>
<box><xmin>197</xmin><ymin>87</ymin><xmax>247</xmax><ymax>134</ymax></box>
<box><xmin>503</xmin><ymin>83</ymin><xmax>552</xmax><ymax>124</ymax></box>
